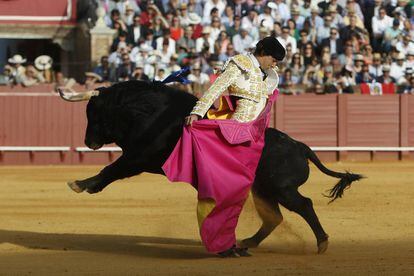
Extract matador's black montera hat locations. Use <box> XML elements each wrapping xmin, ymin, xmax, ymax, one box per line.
<box><xmin>256</xmin><ymin>36</ymin><xmax>286</xmax><ymax>61</ymax></box>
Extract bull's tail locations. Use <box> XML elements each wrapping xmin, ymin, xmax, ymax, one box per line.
<box><xmin>301</xmin><ymin>143</ymin><xmax>364</xmax><ymax>203</ymax></box>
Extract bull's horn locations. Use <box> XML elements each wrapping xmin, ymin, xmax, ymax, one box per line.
<box><xmin>58</xmin><ymin>88</ymin><xmax>100</xmax><ymax>102</ymax></box>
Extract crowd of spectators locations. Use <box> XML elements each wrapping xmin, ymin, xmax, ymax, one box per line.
<box><xmin>1</xmin><ymin>0</ymin><xmax>414</xmax><ymax>95</ymax></box>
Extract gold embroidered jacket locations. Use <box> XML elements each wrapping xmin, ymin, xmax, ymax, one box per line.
<box><xmin>190</xmin><ymin>54</ymin><xmax>279</xmax><ymax>118</ymax></box>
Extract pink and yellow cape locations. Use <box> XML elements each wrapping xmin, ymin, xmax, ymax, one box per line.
<box><xmin>162</xmin><ymin>91</ymin><xmax>278</xmax><ymax>253</ymax></box>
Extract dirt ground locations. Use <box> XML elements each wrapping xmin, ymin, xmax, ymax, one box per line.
<box><xmin>0</xmin><ymin>163</ymin><xmax>413</xmax><ymax>275</ymax></box>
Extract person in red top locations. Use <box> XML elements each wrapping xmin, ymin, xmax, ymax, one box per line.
<box><xmin>170</xmin><ymin>15</ymin><xmax>184</xmax><ymax>41</ymax></box>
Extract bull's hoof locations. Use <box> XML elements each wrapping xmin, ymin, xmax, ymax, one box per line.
<box><xmin>86</xmin><ymin>187</ymin><xmax>101</xmax><ymax>194</ymax></box>
<box><xmin>239</xmin><ymin>238</ymin><xmax>259</xmax><ymax>249</ymax></box>
<box><xmin>67</xmin><ymin>181</ymin><xmax>85</xmax><ymax>193</ymax></box>
<box><xmin>317</xmin><ymin>239</ymin><xmax>329</xmax><ymax>254</ymax></box>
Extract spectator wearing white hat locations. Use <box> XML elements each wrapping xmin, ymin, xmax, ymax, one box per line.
<box><xmin>376</xmin><ymin>63</ymin><xmax>392</xmax><ymax>81</ymax></box>
<box><xmin>112</xmin><ymin>0</ymin><xmax>140</xmax><ymax>16</ymax></box>
<box><xmin>376</xmin><ymin>64</ymin><xmax>395</xmax><ymax>84</ymax></box>
<box><xmin>397</xmin><ymin>67</ymin><xmax>413</xmax><ymax>86</ymax></box>
<box><xmin>34</xmin><ymin>55</ymin><xmax>54</xmax><ymax>83</ymax></box>
<box><xmin>196</xmin><ymin>26</ymin><xmax>214</xmax><ymax>53</ymax></box>
<box><xmin>130</xmin><ymin>43</ymin><xmax>152</xmax><ymax>64</ymax></box>
<box><xmin>8</xmin><ymin>54</ymin><xmax>26</xmax><ymax>83</ymax></box>
<box><xmin>84</xmin><ymin>71</ymin><xmax>103</xmax><ymax>89</ymax></box>
<box><xmin>338</xmin><ymin>65</ymin><xmax>356</xmax><ymax>93</ymax></box>
<box><xmin>390</xmin><ymin>52</ymin><xmax>407</xmax><ymax>81</ymax></box>
<box><xmin>307</xmin><ymin>6</ymin><xmax>324</xmax><ymax>29</ymax></box>
<box><xmin>178</xmin><ymin>3</ymin><xmax>191</xmax><ymax>28</ymax></box>
<box><xmin>369</xmin><ymin>53</ymin><xmax>384</xmax><ymax>78</ymax></box>
<box><xmin>353</xmin><ymin>54</ymin><xmax>365</xmax><ymax>74</ymax></box>
<box><xmin>406</xmin><ymin>49</ymin><xmax>414</xmax><ymax>68</ymax></box>
<box><xmin>402</xmin><ymin>76</ymin><xmax>414</xmax><ymax>94</ymax></box>
<box><xmin>122</xmin><ymin>3</ymin><xmax>136</xmax><ymax>26</ymax></box>
<box><xmin>268</xmin><ymin>0</ymin><xmax>290</xmax><ymax>23</ymax></box>
<box><xmin>131</xmin><ymin>44</ymin><xmax>153</xmax><ymax>76</ymax></box>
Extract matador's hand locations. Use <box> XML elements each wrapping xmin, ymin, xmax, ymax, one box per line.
<box><xmin>185</xmin><ymin>114</ymin><xmax>201</xmax><ymax>126</ymax></box>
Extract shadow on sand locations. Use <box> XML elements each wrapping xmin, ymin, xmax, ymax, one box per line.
<box><xmin>0</xmin><ymin>229</ymin><xmax>210</xmax><ymax>259</ymax></box>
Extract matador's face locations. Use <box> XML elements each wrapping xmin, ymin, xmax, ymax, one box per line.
<box><xmin>259</xmin><ymin>55</ymin><xmax>278</xmax><ymax>70</ymax></box>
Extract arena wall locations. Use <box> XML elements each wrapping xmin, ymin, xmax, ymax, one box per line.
<box><xmin>0</xmin><ymin>89</ymin><xmax>413</xmax><ymax>165</ymax></box>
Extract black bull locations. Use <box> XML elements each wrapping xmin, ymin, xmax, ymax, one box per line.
<box><xmin>61</xmin><ymin>80</ymin><xmax>363</xmax><ymax>254</ymax></box>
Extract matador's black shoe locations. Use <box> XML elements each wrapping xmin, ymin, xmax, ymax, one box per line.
<box><xmin>217</xmin><ymin>245</ymin><xmax>252</xmax><ymax>258</ymax></box>
<box><xmin>234</xmin><ymin>247</ymin><xmax>252</xmax><ymax>257</ymax></box>
<box><xmin>217</xmin><ymin>246</ymin><xmax>239</xmax><ymax>258</ymax></box>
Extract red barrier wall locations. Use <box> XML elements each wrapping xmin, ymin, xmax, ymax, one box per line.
<box><xmin>0</xmin><ymin>93</ymin><xmax>413</xmax><ymax>165</ymax></box>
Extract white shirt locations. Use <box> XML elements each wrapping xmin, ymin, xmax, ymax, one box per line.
<box><xmin>369</xmin><ymin>65</ymin><xmax>383</xmax><ymax>78</ymax></box>
<box><xmin>196</xmin><ymin>37</ymin><xmax>215</xmax><ymax>53</ymax></box>
<box><xmin>155</xmin><ymin>37</ymin><xmax>176</xmax><ymax>56</ymax></box>
<box><xmin>372</xmin><ymin>15</ymin><xmax>393</xmax><ymax>36</ymax></box>
<box><xmin>271</xmin><ymin>2</ymin><xmax>290</xmax><ymax>23</ymax></box>
<box><xmin>133</xmin><ymin>26</ymin><xmax>141</xmax><ymax>44</ymax></box>
<box><xmin>232</xmin><ymin>34</ymin><xmax>254</xmax><ymax>54</ymax></box>
<box><xmin>390</xmin><ymin>62</ymin><xmax>406</xmax><ymax>81</ymax></box>
<box><xmin>278</xmin><ymin>35</ymin><xmax>297</xmax><ymax>53</ymax></box>
<box><xmin>395</xmin><ymin>41</ymin><xmax>414</xmax><ymax>56</ymax></box>
<box><xmin>188</xmin><ymin>72</ymin><xmax>210</xmax><ymax>84</ymax></box>
<box><xmin>202</xmin><ymin>0</ymin><xmax>225</xmax><ymax>23</ymax></box>
<box><xmin>316</xmin><ymin>25</ymin><xmax>331</xmax><ymax>44</ymax></box>
<box><xmin>257</xmin><ymin>14</ymin><xmax>274</xmax><ymax>31</ymax></box>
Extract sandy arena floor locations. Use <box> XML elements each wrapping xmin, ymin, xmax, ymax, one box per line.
<box><xmin>0</xmin><ymin>163</ymin><xmax>413</xmax><ymax>275</ymax></box>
